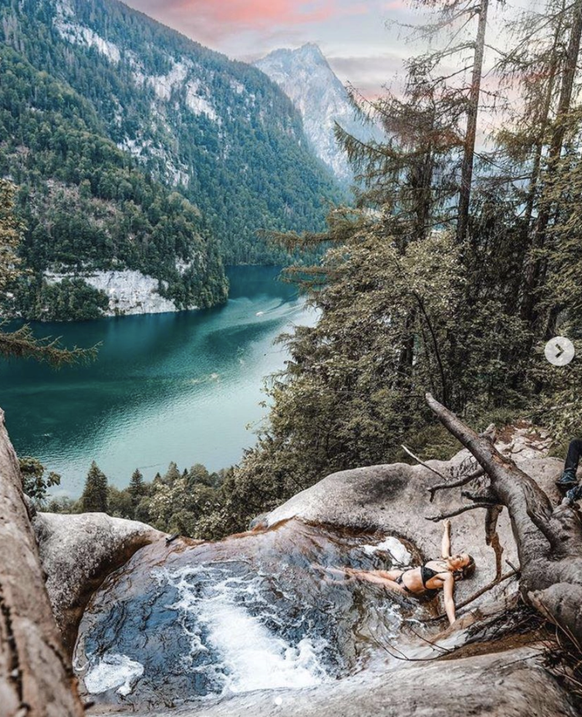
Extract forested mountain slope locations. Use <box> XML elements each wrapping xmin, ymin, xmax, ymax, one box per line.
<box><xmin>0</xmin><ymin>0</ymin><xmax>339</xmax><ymax>318</ymax></box>
<box><xmin>0</xmin><ymin>44</ymin><xmax>229</xmax><ymax>318</ymax></box>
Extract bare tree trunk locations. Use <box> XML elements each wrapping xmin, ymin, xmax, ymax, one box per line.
<box><xmin>0</xmin><ymin>410</ymin><xmax>84</xmax><ymax>717</ymax></box>
<box><xmin>521</xmin><ymin>0</ymin><xmax>582</xmax><ymax>326</ymax></box>
<box><xmin>456</xmin><ymin>0</ymin><xmax>489</xmax><ymax>244</ymax></box>
<box><xmin>426</xmin><ymin>392</ymin><xmax>582</xmax><ymax>645</ymax></box>
<box><xmin>522</xmin><ymin>8</ymin><xmax>564</xmax><ymax>233</ymax></box>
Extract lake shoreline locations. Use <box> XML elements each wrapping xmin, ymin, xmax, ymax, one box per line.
<box><xmin>0</xmin><ymin>267</ymin><xmax>314</xmax><ymax>498</ymax></box>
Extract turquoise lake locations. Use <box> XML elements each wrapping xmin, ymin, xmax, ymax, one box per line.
<box><xmin>0</xmin><ymin>267</ymin><xmax>315</xmax><ymax>497</ymax></box>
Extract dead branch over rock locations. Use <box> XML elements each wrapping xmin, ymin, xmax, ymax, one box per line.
<box><xmin>426</xmin><ymin>392</ymin><xmax>582</xmax><ymax>646</ymax></box>
<box><xmin>0</xmin><ymin>410</ymin><xmax>84</xmax><ymax>717</ymax></box>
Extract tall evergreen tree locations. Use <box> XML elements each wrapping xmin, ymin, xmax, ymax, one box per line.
<box><xmin>128</xmin><ymin>469</ymin><xmax>146</xmax><ymax>517</ymax></box>
<box><xmin>162</xmin><ymin>462</ymin><xmax>181</xmax><ymax>485</ymax></box>
<box><xmin>80</xmin><ymin>461</ymin><xmax>109</xmax><ymax>513</ymax></box>
<box><xmin>221</xmin><ymin>0</ymin><xmax>582</xmax><ymax>530</ymax></box>
<box><xmin>456</xmin><ymin>0</ymin><xmax>490</xmax><ymax>243</ymax></box>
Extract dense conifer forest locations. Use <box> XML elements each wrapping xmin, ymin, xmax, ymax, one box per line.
<box><xmin>0</xmin><ymin>0</ymin><xmax>339</xmax><ymax>319</ymax></box>
<box><xmin>5</xmin><ymin>0</ymin><xmax>582</xmax><ymax>542</ymax></box>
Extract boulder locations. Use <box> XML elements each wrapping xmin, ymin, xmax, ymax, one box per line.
<box><xmin>263</xmin><ymin>424</ymin><xmax>563</xmax><ymax>605</ymax></box>
<box><xmin>33</xmin><ymin>511</ymin><xmax>166</xmax><ymax>654</ymax></box>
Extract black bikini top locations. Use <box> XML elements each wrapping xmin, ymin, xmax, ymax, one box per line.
<box><xmin>420</xmin><ymin>564</ymin><xmax>440</xmax><ymax>588</ymax></box>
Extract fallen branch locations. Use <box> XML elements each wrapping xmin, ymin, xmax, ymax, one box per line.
<box><xmin>428</xmin><ymin>467</ymin><xmax>485</xmax><ymax>502</ymax></box>
<box><xmin>461</xmin><ymin>489</ymin><xmax>499</xmax><ymax>503</ymax></box>
<box><xmin>425</xmin><ymin>392</ymin><xmax>582</xmax><ymax>644</ymax></box>
<box><xmin>506</xmin><ymin>559</ymin><xmax>521</xmax><ymax>574</ymax></box>
<box><xmin>401</xmin><ymin>444</ymin><xmax>449</xmax><ymax>481</ymax></box>
<box><xmin>426</xmin><ymin>502</ymin><xmax>496</xmax><ymax>522</ymax></box>
<box><xmin>455</xmin><ymin>569</ymin><xmax>519</xmax><ymax>611</ymax></box>
<box><xmin>485</xmin><ymin>506</ymin><xmax>505</xmax><ymax>580</ymax></box>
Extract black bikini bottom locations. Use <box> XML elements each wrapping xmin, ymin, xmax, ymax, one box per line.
<box><xmin>396</xmin><ymin>573</ymin><xmax>438</xmax><ymax>602</ymax></box>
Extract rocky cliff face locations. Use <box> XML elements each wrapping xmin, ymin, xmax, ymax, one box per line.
<box><xmin>0</xmin><ymin>409</ymin><xmax>84</xmax><ymax>717</ymax></box>
<box><xmin>254</xmin><ymin>44</ymin><xmax>378</xmax><ymax>183</ymax></box>
<box><xmin>45</xmin><ymin>270</ymin><xmax>182</xmax><ymax>316</ymax></box>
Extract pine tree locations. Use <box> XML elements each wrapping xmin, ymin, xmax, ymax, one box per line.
<box><xmin>523</xmin><ymin>0</ymin><xmax>582</xmax><ymax>333</ymax></box>
<box><xmin>162</xmin><ymin>462</ymin><xmax>181</xmax><ymax>485</ymax></box>
<box><xmin>80</xmin><ymin>462</ymin><xmax>109</xmax><ymax>513</ymax></box>
<box><xmin>491</xmin><ymin>0</ymin><xmax>582</xmax><ymax>362</ymax></box>
<box><xmin>128</xmin><ymin>469</ymin><xmax>146</xmax><ymax>516</ymax></box>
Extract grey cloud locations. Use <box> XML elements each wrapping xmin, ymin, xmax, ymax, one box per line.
<box><xmin>327</xmin><ymin>54</ymin><xmax>405</xmax><ymax>96</ymax></box>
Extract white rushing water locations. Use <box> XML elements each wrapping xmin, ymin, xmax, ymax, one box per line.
<box><xmin>84</xmin><ymin>653</ymin><xmax>144</xmax><ymax>696</ymax></box>
<box><xmin>361</xmin><ymin>536</ymin><xmax>412</xmax><ymax>565</ymax></box>
<box><xmin>161</xmin><ymin>565</ymin><xmax>330</xmax><ymax>696</ymax></box>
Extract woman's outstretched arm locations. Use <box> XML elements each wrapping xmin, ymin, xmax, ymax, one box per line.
<box><xmin>442</xmin><ymin>573</ymin><xmax>456</xmax><ymax>624</ymax></box>
<box><xmin>441</xmin><ymin>518</ymin><xmax>451</xmax><ymax>558</ymax></box>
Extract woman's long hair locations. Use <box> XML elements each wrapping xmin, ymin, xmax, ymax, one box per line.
<box><xmin>453</xmin><ymin>555</ymin><xmax>475</xmax><ymax>581</ymax></box>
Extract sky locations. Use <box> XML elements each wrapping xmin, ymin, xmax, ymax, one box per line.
<box><xmin>121</xmin><ymin>0</ymin><xmax>425</xmax><ymax>98</ymax></box>
<box><xmin>121</xmin><ymin>0</ymin><xmax>534</xmax><ymax>99</ymax></box>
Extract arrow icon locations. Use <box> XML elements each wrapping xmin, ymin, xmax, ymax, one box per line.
<box><xmin>545</xmin><ymin>337</ymin><xmax>575</xmax><ymax>366</ymax></box>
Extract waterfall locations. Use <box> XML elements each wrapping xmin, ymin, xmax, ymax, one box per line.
<box><xmin>166</xmin><ymin>565</ymin><xmax>330</xmax><ymax>694</ymax></box>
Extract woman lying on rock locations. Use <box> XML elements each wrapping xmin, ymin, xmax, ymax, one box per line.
<box><xmin>318</xmin><ymin>520</ymin><xmax>475</xmax><ymax>625</ymax></box>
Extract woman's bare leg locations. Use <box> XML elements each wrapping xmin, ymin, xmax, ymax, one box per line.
<box><xmin>347</xmin><ymin>569</ymin><xmax>408</xmax><ymax>594</ymax></box>
<box><xmin>314</xmin><ymin>565</ymin><xmax>408</xmax><ymax>594</ymax></box>
<box><xmin>311</xmin><ymin>564</ymin><xmax>358</xmax><ymax>584</ymax></box>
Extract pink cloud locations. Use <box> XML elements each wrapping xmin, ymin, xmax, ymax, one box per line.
<box><xmin>383</xmin><ymin>0</ymin><xmax>408</xmax><ymax>9</ymax></box>
<box><xmin>147</xmin><ymin>0</ymin><xmax>337</xmax><ymax>31</ymax></box>
<box><xmin>124</xmin><ymin>0</ymin><xmax>382</xmax><ymax>42</ymax></box>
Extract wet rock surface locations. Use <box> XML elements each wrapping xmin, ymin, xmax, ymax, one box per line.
<box><xmin>34</xmin><ymin>511</ymin><xmax>165</xmax><ymax>654</ymax></box>
<box><xmin>76</xmin><ymin>520</ymin><xmax>425</xmax><ymax>709</ymax></box>
<box><xmin>110</xmin><ymin>646</ymin><xmax>576</xmax><ymax>717</ymax></box>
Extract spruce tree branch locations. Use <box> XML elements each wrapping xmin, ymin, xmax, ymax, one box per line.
<box><xmin>0</xmin><ymin>324</ymin><xmax>98</xmax><ymax>367</ymax></box>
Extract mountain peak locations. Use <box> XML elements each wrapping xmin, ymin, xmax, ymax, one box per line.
<box><xmin>254</xmin><ymin>45</ymin><xmax>377</xmax><ymax>183</ymax></box>
<box><xmin>260</xmin><ymin>43</ymin><xmax>328</xmax><ymax>67</ymax></box>
<box><xmin>297</xmin><ymin>43</ymin><xmax>326</xmax><ymax>60</ymax></box>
